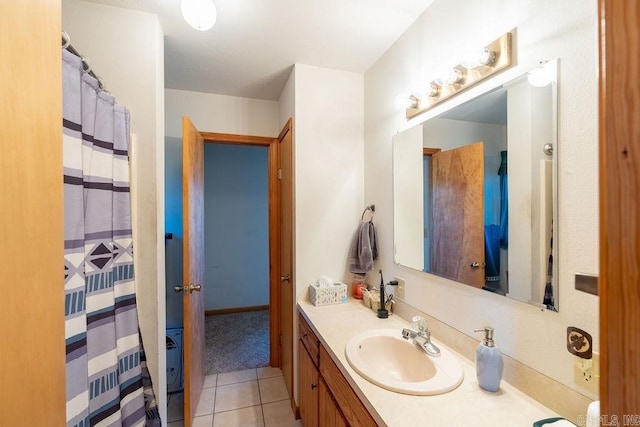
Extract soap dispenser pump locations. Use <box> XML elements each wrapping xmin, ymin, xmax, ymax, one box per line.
<box><xmin>474</xmin><ymin>327</ymin><xmax>503</xmax><ymax>392</ymax></box>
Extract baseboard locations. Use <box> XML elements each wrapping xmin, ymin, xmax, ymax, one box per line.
<box><xmin>291</xmin><ymin>396</ymin><xmax>300</xmax><ymax>421</ymax></box>
<box><xmin>205</xmin><ymin>305</ymin><xmax>269</xmax><ymax>316</ymax></box>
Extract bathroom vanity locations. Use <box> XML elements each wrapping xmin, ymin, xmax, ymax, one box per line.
<box><xmin>299</xmin><ymin>311</ymin><xmax>376</xmax><ymax>426</ymax></box>
<box><xmin>298</xmin><ymin>298</ymin><xmax>558</xmax><ymax>426</ymax></box>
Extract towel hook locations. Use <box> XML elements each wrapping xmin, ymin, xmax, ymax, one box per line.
<box><xmin>361</xmin><ymin>204</ymin><xmax>375</xmax><ymax>222</ymax></box>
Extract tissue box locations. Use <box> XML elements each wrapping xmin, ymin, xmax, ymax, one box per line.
<box><xmin>308</xmin><ymin>282</ymin><xmax>347</xmax><ymax>306</ymax></box>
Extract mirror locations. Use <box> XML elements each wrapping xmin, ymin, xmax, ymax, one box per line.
<box><xmin>393</xmin><ymin>60</ymin><xmax>559</xmax><ymax>310</ymax></box>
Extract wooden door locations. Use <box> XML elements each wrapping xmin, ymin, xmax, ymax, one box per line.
<box><xmin>431</xmin><ymin>142</ymin><xmax>485</xmax><ymax>287</ymax></box>
<box><xmin>298</xmin><ymin>341</ymin><xmax>319</xmax><ymax>427</ymax></box>
<box><xmin>599</xmin><ymin>0</ymin><xmax>640</xmax><ymax>418</ymax></box>
<box><xmin>182</xmin><ymin>116</ymin><xmax>206</xmax><ymax>426</ymax></box>
<box><xmin>1</xmin><ymin>1</ymin><xmax>65</xmax><ymax>424</ymax></box>
<box><xmin>277</xmin><ymin>119</ymin><xmax>295</xmax><ymax>401</ymax></box>
<box><xmin>319</xmin><ymin>378</ymin><xmax>348</xmax><ymax>427</ymax></box>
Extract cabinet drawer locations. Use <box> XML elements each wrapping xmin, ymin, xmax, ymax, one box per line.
<box><xmin>319</xmin><ymin>345</ymin><xmax>377</xmax><ymax>427</ymax></box>
<box><xmin>299</xmin><ymin>313</ymin><xmax>319</xmax><ymax>366</ymax></box>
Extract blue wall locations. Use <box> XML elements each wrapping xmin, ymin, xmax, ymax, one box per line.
<box><xmin>164</xmin><ymin>138</ymin><xmax>269</xmax><ymax>328</ymax></box>
<box><xmin>165</xmin><ymin>137</ymin><xmax>184</xmax><ymax>329</ymax></box>
<box><xmin>203</xmin><ymin>143</ymin><xmax>269</xmax><ymax>310</ymax></box>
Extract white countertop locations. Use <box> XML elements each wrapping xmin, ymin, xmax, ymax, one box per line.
<box><xmin>298</xmin><ymin>297</ymin><xmax>559</xmax><ymax>427</ymax></box>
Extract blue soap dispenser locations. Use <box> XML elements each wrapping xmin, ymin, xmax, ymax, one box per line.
<box><xmin>474</xmin><ymin>326</ymin><xmax>503</xmax><ymax>392</ymax></box>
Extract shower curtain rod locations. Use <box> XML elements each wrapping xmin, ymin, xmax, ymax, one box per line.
<box><xmin>61</xmin><ymin>31</ymin><xmax>104</xmax><ymax>89</ymax></box>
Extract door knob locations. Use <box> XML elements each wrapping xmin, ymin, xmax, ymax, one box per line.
<box><xmin>280</xmin><ymin>274</ymin><xmax>290</xmax><ymax>282</ymax></box>
<box><xmin>470</xmin><ymin>262</ymin><xmax>480</xmax><ymax>270</ymax></box>
<box><xmin>174</xmin><ymin>283</ymin><xmax>202</xmax><ymax>294</ymax></box>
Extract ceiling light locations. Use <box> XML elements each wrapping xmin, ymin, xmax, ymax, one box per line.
<box><xmin>181</xmin><ymin>0</ymin><xmax>217</xmax><ymax>31</ymax></box>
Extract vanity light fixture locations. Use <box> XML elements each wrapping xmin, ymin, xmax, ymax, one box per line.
<box><xmin>404</xmin><ymin>31</ymin><xmax>514</xmax><ymax>120</ymax></box>
<box><xmin>181</xmin><ymin>0</ymin><xmax>217</xmax><ymax>31</ymax></box>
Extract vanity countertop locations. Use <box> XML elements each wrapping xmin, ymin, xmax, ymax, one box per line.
<box><xmin>298</xmin><ymin>297</ymin><xmax>559</xmax><ymax>427</ymax></box>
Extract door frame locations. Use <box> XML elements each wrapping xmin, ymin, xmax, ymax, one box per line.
<box><xmin>598</xmin><ymin>0</ymin><xmax>640</xmax><ymax>418</ymax></box>
<box><xmin>199</xmin><ymin>130</ymin><xmax>282</xmax><ymax>367</ymax></box>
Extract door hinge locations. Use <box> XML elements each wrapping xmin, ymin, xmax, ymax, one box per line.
<box><xmin>277</xmin><ymin>168</ymin><xmax>282</xmax><ymax>180</ymax></box>
<box><xmin>279</xmin><ymin>334</ymin><xmax>282</xmax><ymax>346</ymax></box>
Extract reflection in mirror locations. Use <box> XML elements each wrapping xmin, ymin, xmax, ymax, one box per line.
<box><xmin>393</xmin><ymin>59</ymin><xmax>559</xmax><ymax>311</ymax></box>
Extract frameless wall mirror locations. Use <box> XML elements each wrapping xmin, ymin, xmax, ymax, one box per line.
<box><xmin>392</xmin><ymin>59</ymin><xmax>559</xmax><ymax>311</ymax></box>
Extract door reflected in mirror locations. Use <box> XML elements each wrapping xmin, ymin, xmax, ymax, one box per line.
<box><xmin>392</xmin><ymin>59</ymin><xmax>559</xmax><ymax>311</ymax></box>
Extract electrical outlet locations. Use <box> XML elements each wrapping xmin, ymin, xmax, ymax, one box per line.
<box><xmin>395</xmin><ymin>276</ymin><xmax>405</xmax><ymax>300</ymax></box>
<box><xmin>574</xmin><ymin>352</ymin><xmax>599</xmax><ymax>395</ymax></box>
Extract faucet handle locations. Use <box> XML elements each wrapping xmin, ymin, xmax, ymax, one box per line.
<box><xmin>411</xmin><ymin>316</ymin><xmax>427</xmax><ymax>334</ymax></box>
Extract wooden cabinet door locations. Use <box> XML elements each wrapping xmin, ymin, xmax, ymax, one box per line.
<box><xmin>319</xmin><ymin>378</ymin><xmax>348</xmax><ymax>427</ymax></box>
<box><xmin>319</xmin><ymin>345</ymin><xmax>377</xmax><ymax>427</ymax></box>
<box><xmin>298</xmin><ymin>340</ymin><xmax>319</xmax><ymax>427</ymax></box>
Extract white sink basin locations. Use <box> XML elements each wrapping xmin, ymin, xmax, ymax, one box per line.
<box><xmin>345</xmin><ymin>328</ymin><xmax>463</xmax><ymax>395</ymax></box>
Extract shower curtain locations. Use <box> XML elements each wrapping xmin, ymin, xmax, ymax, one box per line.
<box><xmin>498</xmin><ymin>150</ymin><xmax>508</xmax><ymax>249</ymax></box>
<box><xmin>62</xmin><ymin>50</ymin><xmax>158</xmax><ymax>426</ymax></box>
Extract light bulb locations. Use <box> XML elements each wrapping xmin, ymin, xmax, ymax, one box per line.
<box><xmin>461</xmin><ymin>48</ymin><xmax>496</xmax><ymax>69</ymax></box>
<box><xmin>182</xmin><ymin>0</ymin><xmax>217</xmax><ymax>31</ymax></box>
<box><xmin>435</xmin><ymin>68</ymin><xmax>463</xmax><ymax>87</ymax></box>
<box><xmin>426</xmin><ymin>84</ymin><xmax>439</xmax><ymax>98</ymax></box>
<box><xmin>394</xmin><ymin>94</ymin><xmax>419</xmax><ymax>110</ymax></box>
<box><xmin>413</xmin><ymin>84</ymin><xmax>439</xmax><ymax>100</ymax></box>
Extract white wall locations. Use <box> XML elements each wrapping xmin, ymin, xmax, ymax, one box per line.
<box><xmin>364</xmin><ymin>0</ymin><xmax>599</xmax><ymax>399</ymax></box>
<box><xmin>165</xmin><ymin>89</ymin><xmax>281</xmax><ymax>138</ymax></box>
<box><xmin>423</xmin><ymin>118</ymin><xmax>507</xmax><ymax>174</ymax></box>
<box><xmin>291</xmin><ymin>64</ymin><xmax>365</xmax><ymax>402</ymax></box>
<box><xmin>203</xmin><ymin>144</ymin><xmax>269</xmax><ymax>311</ymax></box>
<box><xmin>62</xmin><ymin>0</ymin><xmax>167</xmax><ymax>421</ymax></box>
<box><xmin>279</xmin><ymin>68</ymin><xmax>296</xmax><ymax>131</ymax></box>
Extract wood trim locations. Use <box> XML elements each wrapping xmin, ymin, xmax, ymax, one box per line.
<box><xmin>319</xmin><ymin>346</ymin><xmax>377</xmax><ymax>427</ymax></box>
<box><xmin>268</xmin><ymin>135</ymin><xmax>281</xmax><ymax>367</ymax></box>
<box><xmin>1</xmin><ymin>1</ymin><xmax>65</xmax><ymax>424</ymax></box>
<box><xmin>278</xmin><ymin>117</ymin><xmax>293</xmax><ymax>141</ymax></box>
<box><xmin>205</xmin><ymin>305</ymin><xmax>269</xmax><ymax>316</ymax></box>
<box><xmin>423</xmin><ymin>147</ymin><xmax>441</xmax><ymax>156</ymax></box>
<box><xmin>200</xmin><ymin>131</ymin><xmax>282</xmax><ymax>369</ymax></box>
<box><xmin>201</xmin><ymin>131</ymin><xmax>274</xmax><ymax>146</ymax></box>
<box><xmin>599</xmin><ymin>0</ymin><xmax>640</xmax><ymax>419</ymax></box>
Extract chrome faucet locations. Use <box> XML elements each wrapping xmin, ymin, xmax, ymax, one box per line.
<box><xmin>402</xmin><ymin>316</ymin><xmax>441</xmax><ymax>357</ymax></box>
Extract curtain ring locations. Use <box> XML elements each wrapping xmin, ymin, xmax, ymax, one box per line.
<box><xmin>81</xmin><ymin>56</ymin><xmax>92</xmax><ymax>74</ymax></box>
<box><xmin>61</xmin><ymin>31</ymin><xmax>70</xmax><ymax>49</ymax></box>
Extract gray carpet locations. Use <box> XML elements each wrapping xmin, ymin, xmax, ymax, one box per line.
<box><xmin>205</xmin><ymin>310</ymin><xmax>270</xmax><ymax>375</ymax></box>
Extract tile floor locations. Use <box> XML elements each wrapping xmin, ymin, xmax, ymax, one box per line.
<box><xmin>167</xmin><ymin>367</ymin><xmax>302</xmax><ymax>427</ymax></box>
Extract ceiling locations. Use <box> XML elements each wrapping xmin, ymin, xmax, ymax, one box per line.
<box><xmin>84</xmin><ymin>0</ymin><xmax>434</xmax><ymax>100</ymax></box>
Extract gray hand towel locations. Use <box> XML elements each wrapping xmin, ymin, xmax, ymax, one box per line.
<box><xmin>349</xmin><ymin>221</ymin><xmax>378</xmax><ymax>274</ymax></box>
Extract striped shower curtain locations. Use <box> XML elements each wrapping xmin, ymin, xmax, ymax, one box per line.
<box><xmin>62</xmin><ymin>49</ymin><xmax>156</xmax><ymax>426</ymax></box>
